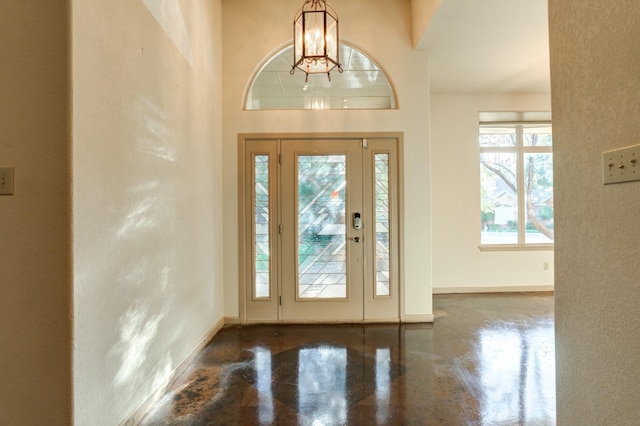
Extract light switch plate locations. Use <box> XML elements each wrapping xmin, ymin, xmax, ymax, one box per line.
<box><xmin>603</xmin><ymin>144</ymin><xmax>640</xmax><ymax>184</ymax></box>
<box><xmin>0</xmin><ymin>167</ymin><xmax>15</xmax><ymax>195</ymax></box>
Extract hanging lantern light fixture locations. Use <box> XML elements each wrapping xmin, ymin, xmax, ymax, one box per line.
<box><xmin>290</xmin><ymin>0</ymin><xmax>343</xmax><ymax>82</ymax></box>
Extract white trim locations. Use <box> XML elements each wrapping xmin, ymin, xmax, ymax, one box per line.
<box><xmin>243</xmin><ymin>318</ymin><xmax>404</xmax><ymax>325</ymax></box>
<box><xmin>433</xmin><ymin>285</ymin><xmax>554</xmax><ymax>294</ymax></box>
<box><xmin>224</xmin><ymin>316</ymin><xmax>240</xmax><ymax>325</ymax></box>
<box><xmin>478</xmin><ymin>244</ymin><xmax>553</xmax><ymax>252</ymax></box>
<box><xmin>362</xmin><ymin>318</ymin><xmax>400</xmax><ymax>324</ymax></box>
<box><xmin>479</xmin><ymin>111</ymin><xmax>552</xmax><ymax>124</ymax></box>
<box><xmin>245</xmin><ymin>319</ymin><xmax>282</xmax><ymax>325</ymax></box>
<box><xmin>277</xmin><ymin>319</ymin><xmax>399</xmax><ymax>325</ymax></box>
<box><xmin>403</xmin><ymin>314</ymin><xmax>435</xmax><ymax>323</ymax></box>
<box><xmin>120</xmin><ymin>317</ymin><xmax>226</xmax><ymax>426</ymax></box>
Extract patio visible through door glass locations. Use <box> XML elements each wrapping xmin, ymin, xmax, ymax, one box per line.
<box><xmin>297</xmin><ymin>155</ymin><xmax>347</xmax><ymax>299</ymax></box>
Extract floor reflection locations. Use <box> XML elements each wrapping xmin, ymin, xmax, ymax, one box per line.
<box><xmin>375</xmin><ymin>348</ymin><xmax>391</xmax><ymax>423</ymax></box>
<box><xmin>139</xmin><ymin>293</ymin><xmax>555</xmax><ymax>425</ymax></box>
<box><xmin>479</xmin><ymin>326</ymin><xmax>555</xmax><ymax>425</ymax></box>
<box><xmin>298</xmin><ymin>347</ymin><xmax>347</xmax><ymax>424</ymax></box>
<box><xmin>253</xmin><ymin>347</ymin><xmax>274</xmax><ymax>424</ymax></box>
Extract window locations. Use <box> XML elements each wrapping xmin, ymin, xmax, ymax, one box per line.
<box><xmin>479</xmin><ymin>112</ymin><xmax>553</xmax><ymax>247</ymax></box>
<box><xmin>246</xmin><ymin>43</ymin><xmax>397</xmax><ymax>110</ymax></box>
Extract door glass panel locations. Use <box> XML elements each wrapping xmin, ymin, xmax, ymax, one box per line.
<box><xmin>374</xmin><ymin>154</ymin><xmax>391</xmax><ymax>297</ymax></box>
<box><xmin>254</xmin><ymin>154</ymin><xmax>270</xmax><ymax>298</ymax></box>
<box><xmin>297</xmin><ymin>155</ymin><xmax>347</xmax><ymax>299</ymax></box>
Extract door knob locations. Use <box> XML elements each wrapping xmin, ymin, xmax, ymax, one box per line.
<box><xmin>348</xmin><ymin>236</ymin><xmax>361</xmax><ymax>243</ymax></box>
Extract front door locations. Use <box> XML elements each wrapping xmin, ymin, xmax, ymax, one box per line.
<box><xmin>241</xmin><ymin>135</ymin><xmax>400</xmax><ymax>323</ymax></box>
<box><xmin>281</xmin><ymin>139</ymin><xmax>364</xmax><ymax>321</ymax></box>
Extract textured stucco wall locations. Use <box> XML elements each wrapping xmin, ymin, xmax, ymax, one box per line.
<box><xmin>73</xmin><ymin>0</ymin><xmax>224</xmax><ymax>424</ymax></box>
<box><xmin>549</xmin><ymin>1</ymin><xmax>640</xmax><ymax>423</ymax></box>
<box><xmin>0</xmin><ymin>1</ymin><xmax>73</xmax><ymax>424</ymax></box>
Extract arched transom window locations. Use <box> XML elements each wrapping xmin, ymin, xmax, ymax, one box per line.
<box><xmin>246</xmin><ymin>43</ymin><xmax>397</xmax><ymax>110</ymax></box>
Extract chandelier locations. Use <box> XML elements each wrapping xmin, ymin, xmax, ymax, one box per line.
<box><xmin>290</xmin><ymin>0</ymin><xmax>343</xmax><ymax>82</ymax></box>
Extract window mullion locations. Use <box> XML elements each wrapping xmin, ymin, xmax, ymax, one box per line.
<box><xmin>479</xmin><ymin>146</ymin><xmax>516</xmax><ymax>154</ymax></box>
<box><xmin>523</xmin><ymin>146</ymin><xmax>553</xmax><ymax>154</ymax></box>
<box><xmin>516</xmin><ymin>125</ymin><xmax>526</xmax><ymax>245</ymax></box>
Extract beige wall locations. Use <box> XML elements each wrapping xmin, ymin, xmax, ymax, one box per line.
<box><xmin>549</xmin><ymin>1</ymin><xmax>640</xmax><ymax>423</ymax></box>
<box><xmin>410</xmin><ymin>0</ymin><xmax>441</xmax><ymax>49</ymax></box>
<box><xmin>431</xmin><ymin>93</ymin><xmax>554</xmax><ymax>291</ymax></box>
<box><xmin>221</xmin><ymin>0</ymin><xmax>433</xmax><ymax>321</ymax></box>
<box><xmin>0</xmin><ymin>1</ymin><xmax>73</xmax><ymax>424</ymax></box>
<box><xmin>73</xmin><ymin>0</ymin><xmax>224</xmax><ymax>424</ymax></box>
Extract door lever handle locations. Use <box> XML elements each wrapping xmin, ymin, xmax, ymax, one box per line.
<box><xmin>348</xmin><ymin>236</ymin><xmax>361</xmax><ymax>243</ymax></box>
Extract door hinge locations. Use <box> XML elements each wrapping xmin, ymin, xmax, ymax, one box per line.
<box><xmin>279</xmin><ymin>224</ymin><xmax>283</xmax><ymax>235</ymax></box>
<box><xmin>279</xmin><ymin>296</ymin><xmax>282</xmax><ymax>305</ymax></box>
<box><xmin>361</xmin><ymin>138</ymin><xmax>368</xmax><ymax>148</ymax></box>
<box><xmin>279</xmin><ymin>154</ymin><xmax>281</xmax><ymax>164</ymax></box>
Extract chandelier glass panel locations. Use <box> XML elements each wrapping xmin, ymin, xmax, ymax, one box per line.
<box><xmin>291</xmin><ymin>0</ymin><xmax>343</xmax><ymax>81</ymax></box>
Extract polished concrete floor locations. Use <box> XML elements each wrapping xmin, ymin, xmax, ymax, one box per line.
<box><xmin>140</xmin><ymin>293</ymin><xmax>555</xmax><ymax>425</ymax></box>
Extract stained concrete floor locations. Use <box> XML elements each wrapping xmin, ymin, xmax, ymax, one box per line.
<box><xmin>140</xmin><ymin>292</ymin><xmax>555</xmax><ymax>425</ymax></box>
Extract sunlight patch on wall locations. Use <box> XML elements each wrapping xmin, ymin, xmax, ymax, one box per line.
<box><xmin>111</xmin><ymin>303</ymin><xmax>166</xmax><ymax>387</ymax></box>
<box><xmin>142</xmin><ymin>0</ymin><xmax>194</xmax><ymax>68</ymax></box>
<box><xmin>136</xmin><ymin>95</ymin><xmax>178</xmax><ymax>163</ymax></box>
<box><xmin>107</xmin><ymin>264</ymin><xmax>176</xmax><ymax>415</ymax></box>
<box><xmin>117</xmin><ymin>197</ymin><xmax>159</xmax><ymax>237</ymax></box>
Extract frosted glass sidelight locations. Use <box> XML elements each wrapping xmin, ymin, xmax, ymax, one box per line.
<box><xmin>374</xmin><ymin>154</ymin><xmax>391</xmax><ymax>297</ymax></box>
<box><xmin>254</xmin><ymin>155</ymin><xmax>270</xmax><ymax>298</ymax></box>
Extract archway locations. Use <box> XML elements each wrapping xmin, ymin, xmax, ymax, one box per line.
<box><xmin>245</xmin><ymin>43</ymin><xmax>397</xmax><ymax>110</ymax></box>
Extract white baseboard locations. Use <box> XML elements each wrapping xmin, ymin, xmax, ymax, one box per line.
<box><xmin>224</xmin><ymin>316</ymin><xmax>240</xmax><ymax>325</ymax></box>
<box><xmin>433</xmin><ymin>285</ymin><xmax>554</xmax><ymax>294</ymax></box>
<box><xmin>242</xmin><ymin>318</ymin><xmax>404</xmax><ymax>325</ymax></box>
<box><xmin>362</xmin><ymin>318</ymin><xmax>401</xmax><ymax>324</ymax></box>
<box><xmin>121</xmin><ymin>317</ymin><xmax>226</xmax><ymax>426</ymax></box>
<box><xmin>403</xmin><ymin>313</ymin><xmax>435</xmax><ymax>323</ymax></box>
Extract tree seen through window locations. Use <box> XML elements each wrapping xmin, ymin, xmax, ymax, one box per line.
<box><xmin>480</xmin><ymin>123</ymin><xmax>553</xmax><ymax>245</ymax></box>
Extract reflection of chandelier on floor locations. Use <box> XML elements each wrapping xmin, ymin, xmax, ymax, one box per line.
<box><xmin>291</xmin><ymin>0</ymin><xmax>343</xmax><ymax>82</ymax></box>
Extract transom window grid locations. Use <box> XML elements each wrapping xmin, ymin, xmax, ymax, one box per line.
<box><xmin>246</xmin><ymin>44</ymin><xmax>397</xmax><ymax>110</ymax></box>
<box><xmin>479</xmin><ymin>123</ymin><xmax>553</xmax><ymax>248</ymax></box>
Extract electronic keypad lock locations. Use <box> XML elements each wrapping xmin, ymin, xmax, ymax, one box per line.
<box><xmin>353</xmin><ymin>212</ymin><xmax>362</xmax><ymax>230</ymax></box>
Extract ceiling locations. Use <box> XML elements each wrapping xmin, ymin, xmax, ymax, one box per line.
<box><xmin>420</xmin><ymin>0</ymin><xmax>550</xmax><ymax>93</ymax></box>
<box><xmin>248</xmin><ymin>0</ymin><xmax>551</xmax><ymax>109</ymax></box>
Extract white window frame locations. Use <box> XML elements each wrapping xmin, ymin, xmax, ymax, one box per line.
<box><xmin>478</xmin><ymin>112</ymin><xmax>553</xmax><ymax>251</ymax></box>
